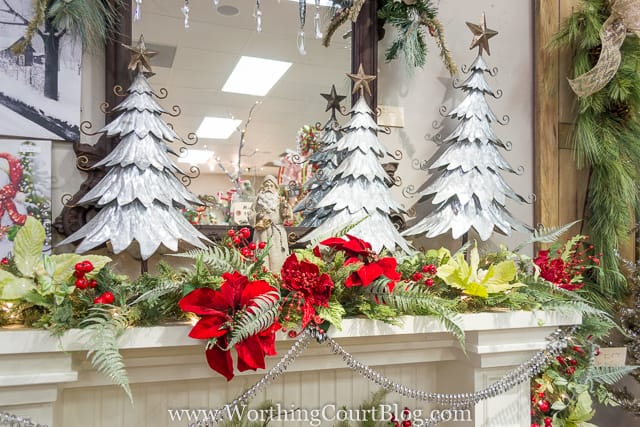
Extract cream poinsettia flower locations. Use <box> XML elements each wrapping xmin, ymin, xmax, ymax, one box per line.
<box><xmin>436</xmin><ymin>245</ymin><xmax>525</xmax><ymax>298</ymax></box>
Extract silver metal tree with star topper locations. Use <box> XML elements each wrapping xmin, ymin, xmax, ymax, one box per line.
<box><xmin>403</xmin><ymin>14</ymin><xmax>530</xmax><ymax>242</ymax></box>
<box><xmin>300</xmin><ymin>65</ymin><xmax>411</xmax><ymax>253</ymax></box>
<box><xmin>60</xmin><ymin>35</ymin><xmax>209</xmax><ymax>268</ymax></box>
<box><xmin>294</xmin><ymin>85</ymin><xmax>346</xmax><ymax>227</ymax></box>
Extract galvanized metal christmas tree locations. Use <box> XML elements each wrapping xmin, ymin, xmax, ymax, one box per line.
<box><xmin>294</xmin><ymin>85</ymin><xmax>345</xmax><ymax>226</ymax></box>
<box><xmin>403</xmin><ymin>14</ymin><xmax>529</xmax><ymax>242</ymax></box>
<box><xmin>60</xmin><ymin>35</ymin><xmax>208</xmax><ymax>261</ymax></box>
<box><xmin>300</xmin><ymin>65</ymin><xmax>411</xmax><ymax>253</ymax></box>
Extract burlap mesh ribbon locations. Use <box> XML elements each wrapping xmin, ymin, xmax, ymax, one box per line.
<box><xmin>568</xmin><ymin>0</ymin><xmax>640</xmax><ymax>97</ymax></box>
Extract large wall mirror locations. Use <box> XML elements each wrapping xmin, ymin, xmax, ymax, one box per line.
<box><xmin>55</xmin><ymin>0</ymin><xmax>377</xmax><ymax>235</ymax></box>
<box><xmin>132</xmin><ymin>0</ymin><xmax>351</xmax><ymax>186</ymax></box>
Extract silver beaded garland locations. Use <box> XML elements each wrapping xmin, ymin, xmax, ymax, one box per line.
<box><xmin>0</xmin><ymin>411</ymin><xmax>47</xmax><ymax>427</ymax></box>
<box><xmin>206</xmin><ymin>326</ymin><xmax>574</xmax><ymax>426</ymax></box>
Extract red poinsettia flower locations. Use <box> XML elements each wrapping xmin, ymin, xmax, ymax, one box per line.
<box><xmin>345</xmin><ymin>257</ymin><xmax>401</xmax><ymax>291</ymax></box>
<box><xmin>319</xmin><ymin>234</ymin><xmax>373</xmax><ymax>258</ymax></box>
<box><xmin>281</xmin><ymin>253</ymin><xmax>334</xmax><ymax>328</ymax></box>
<box><xmin>179</xmin><ymin>271</ymin><xmax>280</xmax><ymax>380</ymax></box>
<box><xmin>533</xmin><ymin>250</ymin><xmax>584</xmax><ymax>291</ymax></box>
<box><xmin>318</xmin><ymin>235</ymin><xmax>401</xmax><ymax>292</ymax></box>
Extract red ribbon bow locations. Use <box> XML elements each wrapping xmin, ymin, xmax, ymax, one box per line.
<box><xmin>0</xmin><ymin>153</ymin><xmax>26</xmax><ymax>226</ymax></box>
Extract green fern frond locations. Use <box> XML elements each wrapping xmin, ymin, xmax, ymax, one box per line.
<box><xmin>362</xmin><ymin>281</ymin><xmax>465</xmax><ymax>348</ymax></box>
<box><xmin>513</xmin><ymin>220</ymin><xmax>581</xmax><ymax>252</ymax></box>
<box><xmin>586</xmin><ymin>365</ymin><xmax>639</xmax><ymax>386</ymax></box>
<box><xmin>225</xmin><ymin>290</ymin><xmax>280</xmax><ymax>349</ymax></box>
<box><xmin>80</xmin><ymin>306</ymin><xmax>132</xmax><ymax>402</ymax></box>
<box><xmin>172</xmin><ymin>245</ymin><xmax>246</xmax><ymax>274</ymax></box>
<box><xmin>130</xmin><ymin>279</ymin><xmax>181</xmax><ymax>305</ymax></box>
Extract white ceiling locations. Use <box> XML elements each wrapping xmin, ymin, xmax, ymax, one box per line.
<box><xmin>132</xmin><ymin>0</ymin><xmax>351</xmax><ymax>176</ymax></box>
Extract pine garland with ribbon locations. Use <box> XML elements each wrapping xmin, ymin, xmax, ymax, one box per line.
<box><xmin>551</xmin><ymin>0</ymin><xmax>640</xmax><ymax>300</ymax></box>
<box><xmin>323</xmin><ymin>0</ymin><xmax>455</xmax><ymax>75</ymax></box>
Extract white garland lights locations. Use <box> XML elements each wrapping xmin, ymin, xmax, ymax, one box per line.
<box><xmin>186</xmin><ymin>325</ymin><xmax>575</xmax><ymax>427</ymax></box>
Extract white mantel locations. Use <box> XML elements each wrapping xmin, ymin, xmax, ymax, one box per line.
<box><xmin>0</xmin><ymin>311</ymin><xmax>580</xmax><ymax>427</ymax></box>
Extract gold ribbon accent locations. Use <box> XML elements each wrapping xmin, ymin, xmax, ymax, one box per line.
<box><xmin>568</xmin><ymin>0</ymin><xmax>640</xmax><ymax>97</ymax></box>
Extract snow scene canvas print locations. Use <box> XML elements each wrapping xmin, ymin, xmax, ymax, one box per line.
<box><xmin>0</xmin><ymin>0</ymin><xmax>81</xmax><ymax>142</ymax></box>
<box><xmin>0</xmin><ymin>139</ymin><xmax>52</xmax><ymax>258</ymax></box>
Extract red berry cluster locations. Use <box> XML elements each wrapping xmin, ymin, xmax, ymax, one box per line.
<box><xmin>74</xmin><ymin>260</ymin><xmax>97</xmax><ymax>290</ymax></box>
<box><xmin>530</xmin><ymin>416</ymin><xmax>553</xmax><ymax>427</ymax></box>
<box><xmin>533</xmin><ymin>238</ymin><xmax>601</xmax><ymax>291</ymax></box>
<box><xmin>73</xmin><ymin>260</ymin><xmax>114</xmax><ymax>305</ymax></box>
<box><xmin>410</xmin><ymin>264</ymin><xmax>437</xmax><ymax>287</ymax></box>
<box><xmin>389</xmin><ymin>407</ymin><xmax>413</xmax><ymax>427</ymax></box>
<box><xmin>227</xmin><ymin>228</ymin><xmax>266</xmax><ymax>260</ymax></box>
<box><xmin>556</xmin><ymin>354</ymin><xmax>578</xmax><ymax>375</ymax></box>
<box><xmin>94</xmin><ymin>291</ymin><xmax>114</xmax><ymax>305</ymax></box>
<box><xmin>0</xmin><ymin>257</ymin><xmax>8</xmax><ymax>266</ymax></box>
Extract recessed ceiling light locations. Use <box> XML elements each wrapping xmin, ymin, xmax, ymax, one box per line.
<box><xmin>178</xmin><ymin>149</ymin><xmax>215</xmax><ymax>165</ymax></box>
<box><xmin>222</xmin><ymin>56</ymin><xmax>292</xmax><ymax>96</ymax></box>
<box><xmin>216</xmin><ymin>4</ymin><xmax>239</xmax><ymax>16</ymax></box>
<box><xmin>196</xmin><ymin>117</ymin><xmax>242</xmax><ymax>139</ymax></box>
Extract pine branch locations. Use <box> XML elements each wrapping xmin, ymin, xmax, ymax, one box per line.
<box><xmin>225</xmin><ymin>290</ymin><xmax>280</xmax><ymax>349</ymax></box>
<box><xmin>322</xmin><ymin>6</ymin><xmax>349</xmax><ymax>47</ymax></box>
<box><xmin>419</xmin><ymin>16</ymin><xmax>456</xmax><ymax>76</ymax></box>
<box><xmin>47</xmin><ymin>0</ymin><xmax>119</xmax><ymax>53</ymax></box>
<box><xmin>80</xmin><ymin>306</ymin><xmax>132</xmax><ymax>402</ymax></box>
<box><xmin>548</xmin><ymin>0</ymin><xmax>640</xmax><ymax>298</ymax></box>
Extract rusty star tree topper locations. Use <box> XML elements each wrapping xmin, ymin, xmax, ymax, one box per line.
<box><xmin>122</xmin><ymin>34</ymin><xmax>157</xmax><ymax>73</ymax></box>
<box><xmin>347</xmin><ymin>64</ymin><xmax>376</xmax><ymax>97</ymax></box>
<box><xmin>466</xmin><ymin>13</ymin><xmax>498</xmax><ymax>55</ymax></box>
<box><xmin>321</xmin><ymin>84</ymin><xmax>346</xmax><ymax>113</ymax></box>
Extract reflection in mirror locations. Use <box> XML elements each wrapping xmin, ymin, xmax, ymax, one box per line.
<box><xmin>132</xmin><ymin>0</ymin><xmax>351</xmax><ymax>195</ymax></box>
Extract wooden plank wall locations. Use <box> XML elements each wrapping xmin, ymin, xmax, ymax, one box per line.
<box><xmin>534</xmin><ymin>0</ymin><xmax>635</xmax><ymax>260</ymax></box>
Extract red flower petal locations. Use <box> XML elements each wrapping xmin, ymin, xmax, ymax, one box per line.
<box><xmin>319</xmin><ymin>236</ymin><xmax>350</xmax><ymax>250</ymax></box>
<box><xmin>356</xmin><ymin>262</ymin><xmax>385</xmax><ymax>287</ymax></box>
<box><xmin>179</xmin><ymin>288</ymin><xmax>228</xmax><ymax>315</ymax></box>
<box><xmin>313</xmin><ymin>245</ymin><xmax>322</xmax><ymax>258</ymax></box>
<box><xmin>319</xmin><ymin>235</ymin><xmax>372</xmax><ymax>257</ymax></box>
<box><xmin>235</xmin><ymin>335</ymin><xmax>266</xmax><ymax>372</ymax></box>
<box><xmin>240</xmin><ymin>280</ymin><xmax>278</xmax><ymax>308</ymax></box>
<box><xmin>221</xmin><ymin>271</ymin><xmax>250</xmax><ymax>307</ymax></box>
<box><xmin>258</xmin><ymin>321</ymin><xmax>280</xmax><ymax>356</ymax></box>
<box><xmin>377</xmin><ymin>257</ymin><xmax>401</xmax><ymax>281</ymax></box>
<box><xmin>344</xmin><ymin>257</ymin><xmax>361</xmax><ymax>266</ymax></box>
<box><xmin>345</xmin><ymin>271</ymin><xmax>362</xmax><ymax>287</ymax></box>
<box><xmin>205</xmin><ymin>342</ymin><xmax>235</xmax><ymax>381</ymax></box>
<box><xmin>341</xmin><ymin>234</ymin><xmax>372</xmax><ymax>255</ymax></box>
<box><xmin>188</xmin><ymin>313</ymin><xmax>230</xmax><ymax>339</ymax></box>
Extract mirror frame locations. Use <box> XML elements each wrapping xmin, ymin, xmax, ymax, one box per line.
<box><xmin>54</xmin><ymin>0</ymin><xmax>378</xmax><ymax>236</ymax></box>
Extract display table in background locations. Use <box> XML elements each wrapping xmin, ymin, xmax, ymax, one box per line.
<box><xmin>0</xmin><ymin>311</ymin><xmax>580</xmax><ymax>427</ymax></box>
<box><xmin>195</xmin><ymin>225</ymin><xmax>312</xmax><ymax>248</ymax></box>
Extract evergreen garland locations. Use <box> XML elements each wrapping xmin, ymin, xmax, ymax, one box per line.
<box><xmin>323</xmin><ymin>0</ymin><xmax>455</xmax><ymax>74</ymax></box>
<box><xmin>377</xmin><ymin>0</ymin><xmax>456</xmax><ymax>74</ymax></box>
<box><xmin>552</xmin><ymin>0</ymin><xmax>640</xmax><ymax>299</ymax></box>
<box><xmin>13</xmin><ymin>0</ymin><xmax>119</xmax><ymax>54</ymax></box>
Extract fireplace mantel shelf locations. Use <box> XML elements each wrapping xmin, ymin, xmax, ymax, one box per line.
<box><xmin>0</xmin><ymin>311</ymin><xmax>580</xmax><ymax>427</ymax></box>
